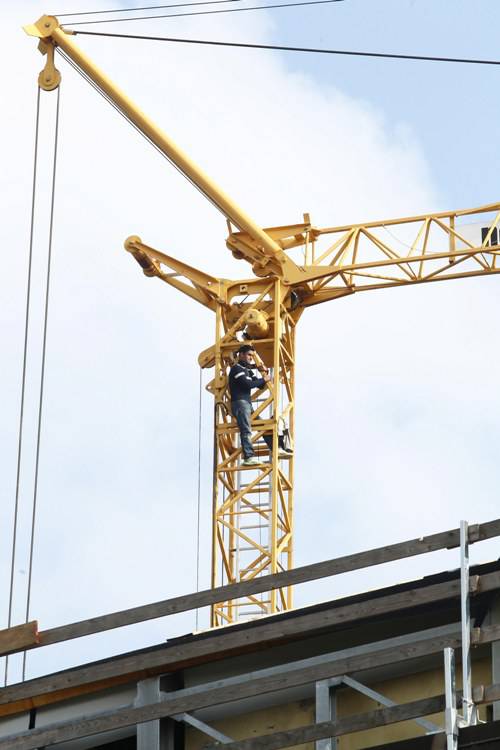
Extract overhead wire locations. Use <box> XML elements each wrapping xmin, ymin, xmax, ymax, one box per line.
<box><xmin>64</xmin><ymin>0</ymin><xmax>344</xmax><ymax>26</ymax></box>
<box><xmin>22</xmin><ymin>85</ymin><xmax>62</xmax><ymax>683</ymax></box>
<box><xmin>71</xmin><ymin>30</ymin><xmax>500</xmax><ymax>66</ymax></box>
<box><xmin>56</xmin><ymin>0</ymin><xmax>249</xmax><ymax>17</ymax></box>
<box><xmin>4</xmin><ymin>86</ymin><xmax>42</xmax><ymax>689</ymax></box>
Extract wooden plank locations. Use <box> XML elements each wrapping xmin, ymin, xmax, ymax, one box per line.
<box><xmin>1</xmin><ymin>674</ymin><xmax>499</xmax><ymax>750</ymax></box>
<box><xmin>2</xmin><ymin>571</ymin><xmax>499</xmax><ymax>715</ymax></box>
<box><xmin>206</xmin><ymin>695</ymin><xmax>449</xmax><ymax>750</ymax></box>
<box><xmin>0</xmin><ymin>622</ymin><xmax>38</xmax><ymax>657</ymax></box>
<box><xmin>0</xmin><ymin>572</ymin><xmax>500</xmax><ymax>715</ymax></box>
<box><xmin>1</xmin><ymin>617</ymin><xmax>499</xmax><ymax>746</ymax></box>
<box><xmin>204</xmin><ymin>684</ymin><xmax>500</xmax><ymax>750</ymax></box>
<box><xmin>2</xmin><ymin>518</ymin><xmax>495</xmax><ymax>658</ymax></box>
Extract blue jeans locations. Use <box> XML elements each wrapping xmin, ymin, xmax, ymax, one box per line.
<box><xmin>231</xmin><ymin>400</ymin><xmax>273</xmax><ymax>459</ymax></box>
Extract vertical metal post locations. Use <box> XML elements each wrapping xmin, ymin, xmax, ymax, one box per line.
<box><xmin>491</xmin><ymin>595</ymin><xmax>500</xmax><ymax>720</ymax></box>
<box><xmin>444</xmin><ymin>648</ymin><xmax>458</xmax><ymax>750</ymax></box>
<box><xmin>460</xmin><ymin>519</ymin><xmax>475</xmax><ymax>725</ymax></box>
<box><xmin>329</xmin><ymin>685</ymin><xmax>338</xmax><ymax>750</ymax></box>
<box><xmin>316</xmin><ymin>680</ymin><xmax>337</xmax><ymax>750</ymax></box>
<box><xmin>136</xmin><ymin>678</ymin><xmax>175</xmax><ymax>750</ymax></box>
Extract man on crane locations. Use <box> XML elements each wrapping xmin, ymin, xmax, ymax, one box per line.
<box><xmin>229</xmin><ymin>344</ymin><xmax>292</xmax><ymax>466</ymax></box>
<box><xmin>229</xmin><ymin>345</ymin><xmax>292</xmax><ymax>466</ymax></box>
<box><xmin>229</xmin><ymin>345</ymin><xmax>271</xmax><ymax>466</ymax></box>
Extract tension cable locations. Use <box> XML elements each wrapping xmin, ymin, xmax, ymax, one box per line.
<box><xmin>64</xmin><ymin>0</ymin><xmax>344</xmax><ymax>26</ymax></box>
<box><xmin>56</xmin><ymin>0</ymin><xmax>249</xmax><ymax>18</ymax></box>
<box><xmin>21</xmin><ymin>84</ymin><xmax>61</xmax><ymax>683</ymax></box>
<box><xmin>71</xmin><ymin>31</ymin><xmax>500</xmax><ymax>67</ymax></box>
<box><xmin>4</xmin><ymin>87</ymin><xmax>42</xmax><ymax>688</ymax></box>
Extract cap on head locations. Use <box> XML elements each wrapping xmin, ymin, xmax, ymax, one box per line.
<box><xmin>237</xmin><ymin>344</ymin><xmax>255</xmax><ymax>355</ymax></box>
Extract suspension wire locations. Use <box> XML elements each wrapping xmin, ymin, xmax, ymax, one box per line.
<box><xmin>65</xmin><ymin>0</ymin><xmax>344</xmax><ymax>26</ymax></box>
<box><xmin>195</xmin><ymin>367</ymin><xmax>203</xmax><ymax>630</ymax></box>
<box><xmin>22</xmin><ymin>85</ymin><xmax>62</xmax><ymax>683</ymax></box>
<box><xmin>57</xmin><ymin>49</ymin><xmax>233</xmax><ymax>221</ymax></box>
<box><xmin>56</xmin><ymin>0</ymin><xmax>248</xmax><ymax>17</ymax></box>
<box><xmin>72</xmin><ymin>30</ymin><xmax>500</xmax><ymax>67</ymax></box>
<box><xmin>3</xmin><ymin>87</ymin><xmax>42</xmax><ymax>689</ymax></box>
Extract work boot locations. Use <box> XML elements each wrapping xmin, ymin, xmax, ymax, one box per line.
<box><xmin>242</xmin><ymin>456</ymin><xmax>259</xmax><ymax>466</ymax></box>
<box><xmin>278</xmin><ymin>448</ymin><xmax>293</xmax><ymax>459</ymax></box>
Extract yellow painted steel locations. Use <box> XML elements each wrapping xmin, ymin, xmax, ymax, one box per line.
<box><xmin>25</xmin><ymin>15</ymin><xmax>500</xmax><ymax>626</ymax></box>
<box><xmin>24</xmin><ymin>15</ymin><xmax>295</xmax><ymax>277</ymax></box>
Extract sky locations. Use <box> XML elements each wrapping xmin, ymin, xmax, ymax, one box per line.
<box><xmin>1</xmin><ymin>0</ymin><xmax>500</xmax><ymax>687</ymax></box>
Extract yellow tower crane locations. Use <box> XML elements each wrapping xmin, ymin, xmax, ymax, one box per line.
<box><xmin>25</xmin><ymin>15</ymin><xmax>500</xmax><ymax>627</ymax></box>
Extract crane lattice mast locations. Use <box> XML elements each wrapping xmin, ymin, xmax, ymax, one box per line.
<box><xmin>25</xmin><ymin>15</ymin><xmax>500</xmax><ymax>626</ymax></box>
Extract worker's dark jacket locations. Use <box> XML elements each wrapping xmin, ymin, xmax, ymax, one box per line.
<box><xmin>229</xmin><ymin>361</ymin><xmax>266</xmax><ymax>404</ymax></box>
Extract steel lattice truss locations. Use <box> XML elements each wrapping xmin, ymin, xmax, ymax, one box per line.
<box><xmin>125</xmin><ymin>202</ymin><xmax>500</xmax><ymax>625</ymax></box>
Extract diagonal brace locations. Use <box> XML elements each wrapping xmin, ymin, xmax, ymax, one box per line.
<box><xmin>342</xmin><ymin>675</ymin><xmax>442</xmax><ymax>734</ymax></box>
<box><xmin>172</xmin><ymin>712</ymin><xmax>233</xmax><ymax>744</ymax></box>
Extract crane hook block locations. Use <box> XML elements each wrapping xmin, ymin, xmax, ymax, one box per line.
<box><xmin>38</xmin><ymin>41</ymin><xmax>61</xmax><ymax>92</ymax></box>
<box><xmin>24</xmin><ymin>17</ymin><xmax>62</xmax><ymax>90</ymax></box>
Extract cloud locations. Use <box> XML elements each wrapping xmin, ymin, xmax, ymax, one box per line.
<box><xmin>3</xmin><ymin>0</ymin><xmax>498</xmax><ymax>685</ymax></box>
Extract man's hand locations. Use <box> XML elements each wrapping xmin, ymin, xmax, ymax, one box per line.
<box><xmin>263</xmin><ymin>373</ymin><xmax>271</xmax><ymax>383</ymax></box>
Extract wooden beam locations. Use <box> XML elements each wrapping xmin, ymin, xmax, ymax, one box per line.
<box><xmin>205</xmin><ymin>684</ymin><xmax>500</xmax><ymax>750</ymax></box>
<box><xmin>0</xmin><ymin>622</ymin><xmax>38</xmax><ymax>657</ymax></box>
<box><xmin>1</xmin><ymin>519</ymin><xmax>496</xmax><ymax>659</ymax></box>
<box><xmin>2</xmin><ymin>621</ymin><xmax>500</xmax><ymax>747</ymax></box>
<box><xmin>206</xmin><ymin>695</ymin><xmax>449</xmax><ymax>750</ymax></box>
<box><xmin>1</xmin><ymin>572</ymin><xmax>499</xmax><ymax>718</ymax></box>
<box><xmin>2</xmin><ymin>674</ymin><xmax>500</xmax><ymax>750</ymax></box>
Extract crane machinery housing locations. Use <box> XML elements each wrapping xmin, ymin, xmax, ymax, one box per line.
<box><xmin>24</xmin><ymin>13</ymin><xmax>500</xmax><ymax>629</ymax></box>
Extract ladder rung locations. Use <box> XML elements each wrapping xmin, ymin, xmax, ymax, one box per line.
<box><xmin>238</xmin><ymin>546</ymin><xmax>267</xmax><ymax>551</ymax></box>
<box><xmin>228</xmin><ymin>508</ymin><xmax>271</xmax><ymax>514</ymax></box>
<box><xmin>240</xmin><ymin>482</ymin><xmax>271</xmax><ymax>492</ymax></box>
<box><xmin>240</xmin><ymin>525</ymin><xmax>267</xmax><ymax>530</ymax></box>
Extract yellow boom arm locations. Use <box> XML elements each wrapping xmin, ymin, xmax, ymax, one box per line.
<box><xmin>24</xmin><ymin>15</ymin><xmax>300</xmax><ymax>281</ymax></box>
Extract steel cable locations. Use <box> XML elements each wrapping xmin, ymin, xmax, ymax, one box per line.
<box><xmin>65</xmin><ymin>0</ymin><xmax>344</xmax><ymax>26</ymax></box>
<box><xmin>72</xmin><ymin>30</ymin><xmax>500</xmax><ymax>66</ymax></box>
<box><xmin>22</xmin><ymin>85</ymin><xmax>62</xmax><ymax>683</ymax></box>
<box><xmin>3</xmin><ymin>87</ymin><xmax>42</xmax><ymax>688</ymax></box>
<box><xmin>56</xmin><ymin>0</ymin><xmax>247</xmax><ymax>17</ymax></box>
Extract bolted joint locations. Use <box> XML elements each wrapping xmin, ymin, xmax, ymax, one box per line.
<box><xmin>23</xmin><ymin>15</ymin><xmax>60</xmax><ymax>40</ymax></box>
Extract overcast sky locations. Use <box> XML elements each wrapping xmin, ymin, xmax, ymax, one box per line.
<box><xmin>2</xmin><ymin>0</ymin><xmax>500</xmax><ymax>685</ymax></box>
